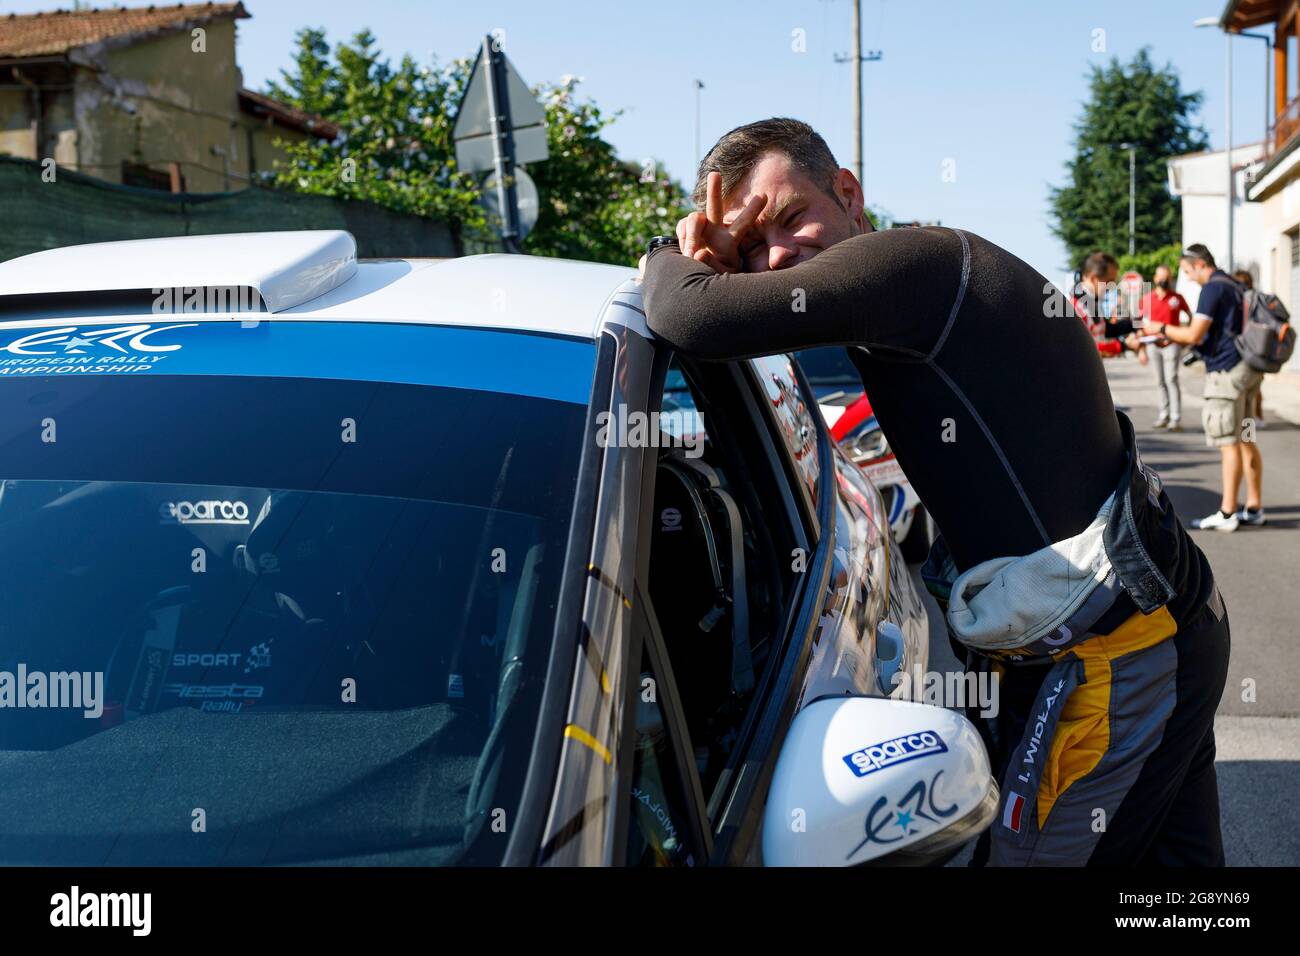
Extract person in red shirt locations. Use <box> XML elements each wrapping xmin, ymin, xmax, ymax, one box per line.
<box><xmin>1138</xmin><ymin>263</ymin><xmax>1190</xmax><ymax>430</ymax></box>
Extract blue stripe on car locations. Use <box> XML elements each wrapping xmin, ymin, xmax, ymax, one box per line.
<box><xmin>0</xmin><ymin>321</ymin><xmax>596</xmax><ymax>405</ymax></box>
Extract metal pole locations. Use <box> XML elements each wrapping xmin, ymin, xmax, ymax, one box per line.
<box><xmin>483</xmin><ymin>35</ymin><xmax>521</xmax><ymax>253</ymax></box>
<box><xmin>1129</xmin><ymin>147</ymin><xmax>1136</xmax><ymax>255</ymax></box>
<box><xmin>1226</xmin><ymin>30</ymin><xmax>1234</xmax><ymax>270</ymax></box>
<box><xmin>694</xmin><ymin>80</ymin><xmax>703</xmax><ymax>171</ymax></box>
<box><xmin>852</xmin><ymin>0</ymin><xmax>862</xmax><ymax>186</ymax></box>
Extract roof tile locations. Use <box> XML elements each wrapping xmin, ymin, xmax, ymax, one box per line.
<box><xmin>0</xmin><ymin>3</ymin><xmax>249</xmax><ymax>59</ymax></box>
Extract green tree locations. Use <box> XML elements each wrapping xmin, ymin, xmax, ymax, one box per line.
<box><xmin>1050</xmin><ymin>48</ymin><xmax>1207</xmax><ymax>268</ymax></box>
<box><xmin>524</xmin><ymin>76</ymin><xmax>689</xmax><ymax>262</ymax></box>
<box><xmin>265</xmin><ymin>30</ymin><xmax>486</xmax><ymax>238</ymax></box>
<box><xmin>266</xmin><ymin>30</ymin><xmax>688</xmax><ymax>263</ymax></box>
<box><xmin>1117</xmin><ymin>242</ymin><xmax>1182</xmax><ymax>279</ymax></box>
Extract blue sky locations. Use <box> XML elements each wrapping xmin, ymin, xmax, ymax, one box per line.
<box><xmin>4</xmin><ymin>0</ymin><xmax>1266</xmax><ymax>281</ymax></box>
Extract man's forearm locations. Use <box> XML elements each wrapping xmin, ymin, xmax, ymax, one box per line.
<box><xmin>641</xmin><ymin>226</ymin><xmax>968</xmax><ymax>360</ymax></box>
<box><xmin>1160</xmin><ymin>323</ymin><xmax>1199</xmax><ymax>346</ymax></box>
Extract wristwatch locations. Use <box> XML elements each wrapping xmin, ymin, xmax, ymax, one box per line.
<box><xmin>646</xmin><ymin>235</ymin><xmax>679</xmax><ymax>256</ymax></box>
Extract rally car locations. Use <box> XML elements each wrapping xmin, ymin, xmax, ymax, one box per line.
<box><xmin>0</xmin><ymin>231</ymin><xmax>995</xmax><ymax>866</ymax></box>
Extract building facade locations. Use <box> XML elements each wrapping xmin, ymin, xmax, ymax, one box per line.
<box><xmin>1167</xmin><ymin>142</ymin><xmax>1267</xmax><ymax>301</ymax></box>
<box><xmin>0</xmin><ymin>3</ymin><xmax>334</xmax><ymax>193</ymax></box>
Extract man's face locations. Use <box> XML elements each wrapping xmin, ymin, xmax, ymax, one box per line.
<box><xmin>720</xmin><ymin>152</ymin><xmax>867</xmax><ymax>272</ymax></box>
<box><xmin>1180</xmin><ymin>258</ymin><xmax>1208</xmax><ymax>286</ymax></box>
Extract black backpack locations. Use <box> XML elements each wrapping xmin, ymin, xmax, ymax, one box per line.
<box><xmin>1210</xmin><ymin>275</ymin><xmax>1296</xmax><ymax>373</ymax></box>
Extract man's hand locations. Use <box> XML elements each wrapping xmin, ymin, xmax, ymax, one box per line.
<box><xmin>676</xmin><ymin>171</ymin><xmax>766</xmax><ymax>274</ymax></box>
<box><xmin>1140</xmin><ymin>322</ymin><xmax>1172</xmax><ymax>346</ymax></box>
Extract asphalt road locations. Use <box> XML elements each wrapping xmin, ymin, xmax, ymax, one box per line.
<box><xmin>914</xmin><ymin>354</ymin><xmax>1300</xmax><ymax>867</ymax></box>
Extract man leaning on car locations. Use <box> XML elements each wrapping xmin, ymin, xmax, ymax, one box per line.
<box><xmin>641</xmin><ymin>117</ymin><xmax>1230</xmax><ymax>867</ymax></box>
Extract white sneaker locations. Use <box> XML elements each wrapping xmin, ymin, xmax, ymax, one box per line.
<box><xmin>1237</xmin><ymin>507</ymin><xmax>1267</xmax><ymax>527</ymax></box>
<box><xmin>1192</xmin><ymin>510</ymin><xmax>1239</xmax><ymax>532</ymax></box>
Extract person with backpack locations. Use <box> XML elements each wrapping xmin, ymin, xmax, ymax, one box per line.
<box><xmin>1148</xmin><ymin>244</ymin><xmax>1266</xmax><ymax>530</ymax></box>
<box><xmin>1233</xmin><ymin>270</ymin><xmax>1266</xmax><ymax>426</ymax></box>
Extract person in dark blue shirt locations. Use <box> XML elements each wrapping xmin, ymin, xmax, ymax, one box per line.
<box><xmin>1191</xmin><ymin>266</ymin><xmax>1244</xmax><ymax>373</ymax></box>
<box><xmin>1146</xmin><ymin>243</ymin><xmax>1264</xmax><ymax>530</ymax></box>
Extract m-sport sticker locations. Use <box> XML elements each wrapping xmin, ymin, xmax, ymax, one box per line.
<box><xmin>0</xmin><ymin>320</ymin><xmax>596</xmax><ymax>403</ymax></box>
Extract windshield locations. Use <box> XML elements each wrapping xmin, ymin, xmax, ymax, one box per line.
<box><xmin>0</xmin><ymin>319</ymin><xmax>594</xmax><ymax>865</ymax></box>
<box><xmin>793</xmin><ymin>347</ymin><xmax>862</xmax><ymax>389</ymax></box>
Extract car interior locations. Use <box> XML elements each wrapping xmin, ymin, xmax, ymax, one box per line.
<box><xmin>639</xmin><ymin>358</ymin><xmax>802</xmax><ymax>827</ymax></box>
<box><xmin>0</xmin><ymin>477</ymin><xmax>551</xmax><ymax>865</ymax></box>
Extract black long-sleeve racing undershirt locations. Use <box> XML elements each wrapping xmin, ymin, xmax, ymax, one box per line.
<box><xmin>643</xmin><ymin>226</ymin><xmax>1126</xmax><ymax>572</ymax></box>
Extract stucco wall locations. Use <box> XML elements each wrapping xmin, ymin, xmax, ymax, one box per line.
<box><xmin>1250</xmin><ymin>162</ymin><xmax>1300</xmax><ymax>373</ymax></box>
<box><xmin>5</xmin><ymin>17</ymin><xmax>315</xmax><ymax>191</ymax></box>
<box><xmin>0</xmin><ymin>83</ymin><xmax>77</xmax><ymax>164</ymax></box>
<box><xmin>74</xmin><ymin>19</ymin><xmax>245</xmax><ymax>191</ymax></box>
<box><xmin>1170</xmin><ymin>145</ymin><xmax>1267</xmax><ymax>305</ymax></box>
<box><xmin>240</xmin><ymin>115</ymin><xmax>310</xmax><ymax>183</ymax></box>
<box><xmin>0</xmin><ymin>88</ymin><xmax>34</xmax><ymax>159</ymax></box>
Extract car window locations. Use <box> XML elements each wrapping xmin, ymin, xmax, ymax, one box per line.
<box><xmin>748</xmin><ymin>354</ymin><xmax>820</xmax><ymax>504</ymax></box>
<box><xmin>641</xmin><ymin>356</ymin><xmax>798</xmax><ymax>815</ymax></box>
<box><xmin>0</xmin><ymin>320</ymin><xmax>593</xmax><ymax>866</ymax></box>
<box><xmin>625</xmin><ymin>644</ymin><xmax>700</xmax><ymax>868</ymax></box>
<box><xmin>793</xmin><ymin>346</ymin><xmax>861</xmax><ymax>389</ymax></box>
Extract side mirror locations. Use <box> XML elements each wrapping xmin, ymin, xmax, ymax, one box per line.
<box><xmin>762</xmin><ymin>696</ymin><xmax>997</xmax><ymax>866</ymax></box>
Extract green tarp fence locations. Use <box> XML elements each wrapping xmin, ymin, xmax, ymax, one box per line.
<box><xmin>0</xmin><ymin>156</ymin><xmax>459</xmax><ymax>262</ymax></box>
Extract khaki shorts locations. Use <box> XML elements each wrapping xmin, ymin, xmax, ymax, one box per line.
<box><xmin>1202</xmin><ymin>361</ymin><xmax>1263</xmax><ymax>447</ymax></box>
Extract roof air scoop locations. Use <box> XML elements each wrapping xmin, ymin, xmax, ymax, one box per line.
<box><xmin>0</xmin><ymin>230</ymin><xmax>358</xmax><ymax>314</ymax></box>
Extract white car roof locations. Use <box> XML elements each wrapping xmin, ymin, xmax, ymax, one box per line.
<box><xmin>0</xmin><ymin>230</ymin><xmax>639</xmax><ymax>340</ymax></box>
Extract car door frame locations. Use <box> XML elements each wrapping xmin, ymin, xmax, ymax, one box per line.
<box><xmin>616</xmin><ymin>344</ymin><xmax>839</xmax><ymax>866</ymax></box>
<box><xmin>705</xmin><ymin>355</ymin><xmax>837</xmax><ymax>864</ymax></box>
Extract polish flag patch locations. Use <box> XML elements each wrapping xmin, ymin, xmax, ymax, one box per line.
<box><xmin>1003</xmin><ymin>792</ymin><xmax>1026</xmax><ymax>833</ymax></box>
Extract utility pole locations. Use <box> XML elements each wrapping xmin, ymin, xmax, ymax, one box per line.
<box><xmin>1120</xmin><ymin>142</ymin><xmax>1136</xmax><ymax>255</ymax></box>
<box><xmin>1226</xmin><ymin>29</ymin><xmax>1234</xmax><ymax>270</ymax></box>
<box><xmin>1194</xmin><ymin>16</ymin><xmax>1237</xmax><ymax>269</ymax></box>
<box><xmin>852</xmin><ymin>0</ymin><xmax>861</xmax><ymax>185</ymax></box>
<box><xmin>694</xmin><ymin>79</ymin><xmax>704</xmax><ymax>172</ymax></box>
<box><xmin>835</xmin><ymin>0</ymin><xmax>882</xmax><ymax>186</ymax></box>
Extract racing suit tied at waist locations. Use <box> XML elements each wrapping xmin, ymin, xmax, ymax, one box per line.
<box><xmin>920</xmin><ymin>410</ymin><xmax>1190</xmax><ymax>662</ymax></box>
<box><xmin>917</xmin><ymin>412</ymin><xmax>1223</xmax><ymax>864</ymax></box>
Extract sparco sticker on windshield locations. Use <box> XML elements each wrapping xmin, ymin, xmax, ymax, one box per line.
<box><xmin>842</xmin><ymin>730</ymin><xmax>948</xmax><ymax>777</ymax></box>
